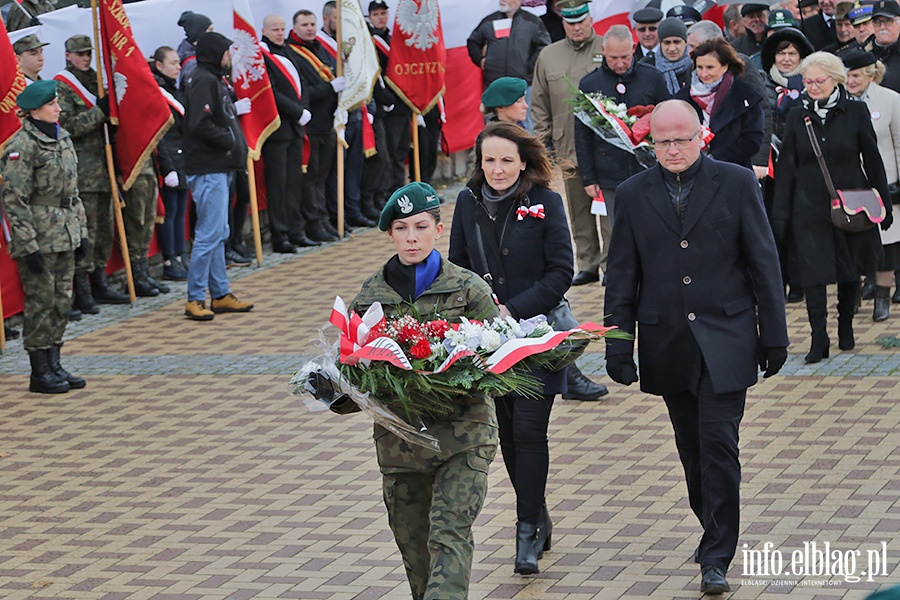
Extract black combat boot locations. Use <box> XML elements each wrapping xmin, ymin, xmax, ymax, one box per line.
<box><xmin>29</xmin><ymin>349</ymin><xmax>70</xmax><ymax>394</ymax></box>
<box><xmin>72</xmin><ymin>272</ymin><xmax>100</xmax><ymax>314</ymax></box>
<box><xmin>47</xmin><ymin>344</ymin><xmax>86</xmax><ymax>389</ymax></box>
<box><xmin>131</xmin><ymin>260</ymin><xmax>159</xmax><ymax>297</ymax></box>
<box><xmin>90</xmin><ymin>267</ymin><xmax>131</xmax><ymax>304</ymax></box>
<box><xmin>141</xmin><ymin>258</ymin><xmax>170</xmax><ymax>294</ymax></box>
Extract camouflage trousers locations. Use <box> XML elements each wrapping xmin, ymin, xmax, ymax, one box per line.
<box><xmin>121</xmin><ymin>172</ymin><xmax>158</xmax><ymax>260</ymax></box>
<box><xmin>76</xmin><ymin>191</ymin><xmax>115</xmax><ymax>275</ymax></box>
<box><xmin>381</xmin><ymin>446</ymin><xmax>494</xmax><ymax>600</ymax></box>
<box><xmin>17</xmin><ymin>251</ymin><xmax>75</xmax><ymax>352</ymax></box>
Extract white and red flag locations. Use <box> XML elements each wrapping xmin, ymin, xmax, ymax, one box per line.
<box><xmin>385</xmin><ymin>0</ymin><xmax>446</xmax><ymax>115</ymax></box>
<box><xmin>334</xmin><ymin>0</ymin><xmax>380</xmax><ymax>154</ymax></box>
<box><xmin>0</xmin><ymin>19</ymin><xmax>25</xmax><ymax>150</ymax></box>
<box><xmin>231</xmin><ymin>0</ymin><xmax>280</xmax><ymax>160</ymax></box>
<box><xmin>97</xmin><ymin>0</ymin><xmax>172</xmax><ymax>190</ymax></box>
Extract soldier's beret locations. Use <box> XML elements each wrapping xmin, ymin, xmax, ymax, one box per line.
<box><xmin>17</xmin><ymin>80</ymin><xmax>58</xmax><ymax>111</ymax></box>
<box><xmin>842</xmin><ymin>48</ymin><xmax>877</xmax><ymax>69</ymax></box>
<box><xmin>65</xmin><ymin>35</ymin><xmax>93</xmax><ymax>53</ymax></box>
<box><xmin>633</xmin><ymin>7</ymin><xmax>664</xmax><ymax>23</ymax></box>
<box><xmin>379</xmin><ymin>182</ymin><xmax>441</xmax><ymax>231</ymax></box>
<box><xmin>13</xmin><ymin>34</ymin><xmax>49</xmax><ymax>55</ymax></box>
<box><xmin>561</xmin><ymin>3</ymin><xmax>592</xmax><ymax>23</ymax></box>
<box><xmin>481</xmin><ymin>77</ymin><xmax>527</xmax><ymax>109</ymax></box>
<box><xmin>741</xmin><ymin>3</ymin><xmax>771</xmax><ymax>16</ymax></box>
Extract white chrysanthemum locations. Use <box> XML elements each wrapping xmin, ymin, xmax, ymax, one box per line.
<box><xmin>480</xmin><ymin>330</ymin><xmax>502</xmax><ymax>352</ymax></box>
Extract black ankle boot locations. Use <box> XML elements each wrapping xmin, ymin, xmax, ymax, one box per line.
<box><xmin>142</xmin><ymin>258</ymin><xmax>170</xmax><ymax>294</ymax></box>
<box><xmin>514</xmin><ymin>522</ymin><xmax>540</xmax><ymax>575</ymax></box>
<box><xmin>837</xmin><ymin>282</ymin><xmax>858</xmax><ymax>351</ymax></box>
<box><xmin>73</xmin><ymin>272</ymin><xmax>100</xmax><ymax>314</ymax></box>
<box><xmin>861</xmin><ymin>276</ymin><xmax>876</xmax><ymax>300</ymax></box>
<box><xmin>535</xmin><ymin>504</ymin><xmax>553</xmax><ymax>560</ymax></box>
<box><xmin>131</xmin><ymin>260</ymin><xmax>159</xmax><ymax>297</ymax></box>
<box><xmin>804</xmin><ymin>286</ymin><xmax>830</xmax><ymax>363</ymax></box>
<box><xmin>91</xmin><ymin>267</ymin><xmax>131</xmax><ymax>304</ymax></box>
<box><xmin>29</xmin><ymin>349</ymin><xmax>70</xmax><ymax>394</ymax></box>
<box><xmin>47</xmin><ymin>344</ymin><xmax>86</xmax><ymax>389</ymax></box>
<box><xmin>874</xmin><ymin>286</ymin><xmax>891</xmax><ymax>322</ymax></box>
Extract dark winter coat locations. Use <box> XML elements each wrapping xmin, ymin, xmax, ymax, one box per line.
<box><xmin>771</xmin><ymin>88</ymin><xmax>890</xmax><ymax>286</ymax></box>
<box><xmin>151</xmin><ymin>66</ymin><xmax>188</xmax><ymax>190</ymax></box>
<box><xmin>765</xmin><ymin>70</ymin><xmax>804</xmax><ymax>141</ymax></box>
<box><xmin>604</xmin><ymin>155</ymin><xmax>789</xmax><ymax>396</ymax></box>
<box><xmin>574</xmin><ymin>60</ymin><xmax>669</xmax><ymax>189</ymax></box>
<box><xmin>370</xmin><ymin>26</ymin><xmax>411</xmax><ymax>119</ymax></box>
<box><xmin>286</xmin><ymin>33</ymin><xmax>339</xmax><ymax>136</ymax></box>
<box><xmin>800</xmin><ymin>12</ymin><xmax>837</xmax><ymax>51</ymax></box>
<box><xmin>676</xmin><ymin>76</ymin><xmax>765</xmax><ymax>169</ymax></box>
<box><xmin>872</xmin><ymin>39</ymin><xmax>900</xmax><ymax>94</ymax></box>
<box><xmin>640</xmin><ymin>52</ymin><xmax>692</xmax><ymax>93</ymax></box>
<box><xmin>182</xmin><ymin>33</ymin><xmax>248</xmax><ymax>175</ymax></box>
<box><xmin>449</xmin><ymin>184</ymin><xmax>574</xmax><ymax>395</ymax></box>
<box><xmin>466</xmin><ymin>9</ymin><xmax>551</xmax><ymax>85</ymax></box>
<box><xmin>261</xmin><ymin>36</ymin><xmax>309</xmax><ymax>142</ymax></box>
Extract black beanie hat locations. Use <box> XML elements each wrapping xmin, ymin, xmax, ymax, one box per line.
<box><xmin>178</xmin><ymin>11</ymin><xmax>213</xmax><ymax>45</ymax></box>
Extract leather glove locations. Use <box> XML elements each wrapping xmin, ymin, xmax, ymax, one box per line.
<box><xmin>164</xmin><ymin>171</ymin><xmax>179</xmax><ymax>188</ymax></box>
<box><xmin>23</xmin><ymin>249</ymin><xmax>45</xmax><ymax>274</ymax></box>
<box><xmin>96</xmin><ymin>95</ymin><xmax>110</xmax><ymax>116</ymax></box>
<box><xmin>881</xmin><ymin>208</ymin><xmax>894</xmax><ymax>231</ymax></box>
<box><xmin>74</xmin><ymin>237</ymin><xmax>91</xmax><ymax>263</ymax></box>
<box><xmin>233</xmin><ymin>97</ymin><xmax>252</xmax><ymax>115</ymax></box>
<box><xmin>606</xmin><ymin>354</ymin><xmax>638</xmax><ymax>386</ymax></box>
<box><xmin>330</xmin><ymin>76</ymin><xmax>346</xmax><ymax>93</ymax></box>
<box><xmin>758</xmin><ymin>346</ymin><xmax>788</xmax><ymax>378</ymax></box>
<box><xmin>299</xmin><ymin>109</ymin><xmax>312</xmax><ymax>126</ymax></box>
<box><xmin>306</xmin><ymin>371</ymin><xmax>354</xmax><ymax>410</ymax></box>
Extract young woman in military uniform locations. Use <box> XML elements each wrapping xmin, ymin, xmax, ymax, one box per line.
<box><xmin>0</xmin><ymin>80</ymin><xmax>90</xmax><ymax>393</ymax></box>
<box><xmin>328</xmin><ymin>182</ymin><xmax>499</xmax><ymax>600</ymax></box>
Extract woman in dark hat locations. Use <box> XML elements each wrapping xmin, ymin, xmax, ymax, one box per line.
<box><xmin>843</xmin><ymin>49</ymin><xmax>900</xmax><ymax>317</ymax></box>
<box><xmin>676</xmin><ymin>37</ymin><xmax>765</xmax><ymax>169</ymax></box>
<box><xmin>0</xmin><ymin>80</ymin><xmax>89</xmax><ymax>394</ymax></box>
<box><xmin>481</xmin><ymin>76</ymin><xmax>529</xmax><ymax>126</ymax></box>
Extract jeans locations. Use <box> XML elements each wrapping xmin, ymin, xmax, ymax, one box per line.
<box><xmin>186</xmin><ymin>172</ymin><xmax>232</xmax><ymax>302</ymax></box>
<box><xmin>159</xmin><ymin>187</ymin><xmax>188</xmax><ymax>259</ymax></box>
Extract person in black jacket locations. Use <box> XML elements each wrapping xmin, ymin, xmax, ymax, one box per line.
<box><xmin>151</xmin><ymin>47</ymin><xmax>189</xmax><ymax>282</ymax></box>
<box><xmin>573</xmin><ymin>24</ymin><xmax>668</xmax><ymax>286</ymax></box>
<box><xmin>871</xmin><ymin>0</ymin><xmax>900</xmax><ymax>93</ymax></box>
<box><xmin>181</xmin><ymin>32</ymin><xmax>254</xmax><ymax>321</ymax></box>
<box><xmin>677</xmin><ymin>38</ymin><xmax>765</xmax><ymax>169</ymax></box>
<box><xmin>642</xmin><ymin>17</ymin><xmax>693</xmax><ymax>95</ymax></box>
<box><xmin>260</xmin><ymin>14</ymin><xmax>321</xmax><ymax>252</ymax></box>
<box><xmin>604</xmin><ymin>100</ymin><xmax>789</xmax><ymax>596</ymax></box>
<box><xmin>732</xmin><ymin>3</ymin><xmax>771</xmax><ymax>55</ymax></box>
<box><xmin>800</xmin><ymin>0</ymin><xmax>839</xmax><ymax>49</ymax></box>
<box><xmin>449</xmin><ymin>122</ymin><xmax>576</xmax><ymax>577</ymax></box>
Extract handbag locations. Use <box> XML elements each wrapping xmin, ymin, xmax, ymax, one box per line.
<box><xmin>804</xmin><ymin>116</ymin><xmax>885</xmax><ymax>233</ymax></box>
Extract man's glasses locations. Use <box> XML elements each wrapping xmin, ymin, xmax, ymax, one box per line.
<box><xmin>802</xmin><ymin>77</ymin><xmax>832</xmax><ymax>88</ymax></box>
<box><xmin>655</xmin><ymin>130</ymin><xmax>699</xmax><ymax>150</ymax></box>
<box><xmin>636</xmin><ymin>26</ymin><xmax>658</xmax><ymax>32</ymax></box>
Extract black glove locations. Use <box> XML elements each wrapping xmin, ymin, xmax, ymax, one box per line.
<box><xmin>96</xmin><ymin>95</ymin><xmax>110</xmax><ymax>117</ymax></box>
<box><xmin>23</xmin><ymin>250</ymin><xmax>45</xmax><ymax>274</ymax></box>
<box><xmin>74</xmin><ymin>237</ymin><xmax>91</xmax><ymax>263</ymax></box>
<box><xmin>606</xmin><ymin>354</ymin><xmax>638</xmax><ymax>386</ymax></box>
<box><xmin>305</xmin><ymin>371</ymin><xmax>352</xmax><ymax>408</ymax></box>
<box><xmin>881</xmin><ymin>208</ymin><xmax>894</xmax><ymax>232</ymax></box>
<box><xmin>758</xmin><ymin>346</ymin><xmax>788</xmax><ymax>378</ymax></box>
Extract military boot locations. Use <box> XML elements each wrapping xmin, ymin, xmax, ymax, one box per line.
<box><xmin>141</xmin><ymin>258</ymin><xmax>170</xmax><ymax>294</ymax></box>
<box><xmin>131</xmin><ymin>260</ymin><xmax>159</xmax><ymax>297</ymax></box>
<box><xmin>29</xmin><ymin>349</ymin><xmax>70</xmax><ymax>394</ymax></box>
<box><xmin>90</xmin><ymin>267</ymin><xmax>131</xmax><ymax>304</ymax></box>
<box><xmin>72</xmin><ymin>272</ymin><xmax>100</xmax><ymax>314</ymax></box>
<box><xmin>48</xmin><ymin>344</ymin><xmax>86</xmax><ymax>389</ymax></box>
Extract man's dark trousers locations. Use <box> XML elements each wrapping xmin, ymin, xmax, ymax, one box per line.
<box><xmin>262</xmin><ymin>136</ymin><xmax>305</xmax><ymax>244</ymax></box>
<box><xmin>302</xmin><ymin>132</ymin><xmax>335</xmax><ymax>225</ymax></box>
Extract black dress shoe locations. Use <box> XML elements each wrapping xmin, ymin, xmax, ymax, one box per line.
<box><xmin>308</xmin><ymin>224</ymin><xmax>339</xmax><ymax>243</ymax></box>
<box><xmin>346</xmin><ymin>214</ymin><xmax>376</xmax><ymax>228</ymax></box>
<box><xmin>289</xmin><ymin>233</ymin><xmax>322</xmax><ymax>248</ymax></box>
<box><xmin>563</xmin><ymin>364</ymin><xmax>609</xmax><ymax>400</ymax></box>
<box><xmin>273</xmin><ymin>241</ymin><xmax>297</xmax><ymax>254</ymax></box>
<box><xmin>786</xmin><ymin>286</ymin><xmax>804</xmax><ymax>303</ymax></box>
<box><xmin>572</xmin><ymin>271</ymin><xmax>600</xmax><ymax>286</ymax></box>
<box><xmin>700</xmin><ymin>565</ymin><xmax>730</xmax><ymax>595</ymax></box>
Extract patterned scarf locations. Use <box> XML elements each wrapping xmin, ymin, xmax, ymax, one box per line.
<box><xmin>690</xmin><ymin>71</ymin><xmax>733</xmax><ymax>124</ymax></box>
<box><xmin>657</xmin><ymin>50</ymin><xmax>693</xmax><ymax>95</ymax></box>
<box><xmin>801</xmin><ymin>85</ymin><xmax>841</xmax><ymax>121</ymax></box>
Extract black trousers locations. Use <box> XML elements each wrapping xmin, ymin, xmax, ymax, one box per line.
<box><xmin>361</xmin><ymin>116</ymin><xmax>390</xmax><ymax>207</ymax></box>
<box><xmin>410</xmin><ymin>109</ymin><xmax>442</xmax><ymax>184</ymax></box>
<box><xmin>495</xmin><ymin>393</ymin><xmax>555</xmax><ymax>524</ymax></box>
<box><xmin>663</xmin><ymin>368</ymin><xmax>746</xmax><ymax>572</ymax></box>
<box><xmin>302</xmin><ymin>131</ymin><xmax>335</xmax><ymax>225</ymax></box>
<box><xmin>228</xmin><ymin>169</ymin><xmax>251</xmax><ymax>250</ymax></box>
<box><xmin>384</xmin><ymin>113</ymin><xmax>411</xmax><ymax>191</ymax></box>
<box><xmin>262</xmin><ymin>136</ymin><xmax>306</xmax><ymax>243</ymax></box>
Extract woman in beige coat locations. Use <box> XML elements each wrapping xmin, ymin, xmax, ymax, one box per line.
<box><xmin>844</xmin><ymin>50</ymin><xmax>900</xmax><ymax>320</ymax></box>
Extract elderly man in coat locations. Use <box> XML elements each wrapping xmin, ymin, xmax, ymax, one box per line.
<box><xmin>603</xmin><ymin>100</ymin><xmax>790</xmax><ymax>595</ymax></box>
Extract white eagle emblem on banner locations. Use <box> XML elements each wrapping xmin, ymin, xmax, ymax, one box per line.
<box><xmin>230</xmin><ymin>29</ymin><xmax>267</xmax><ymax>90</ymax></box>
<box><xmin>397</xmin><ymin>0</ymin><xmax>440</xmax><ymax>51</ymax></box>
<box><xmin>113</xmin><ymin>71</ymin><xmax>127</xmax><ymax>104</ymax></box>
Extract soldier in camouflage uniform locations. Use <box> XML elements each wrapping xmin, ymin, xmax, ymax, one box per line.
<box><xmin>121</xmin><ymin>156</ymin><xmax>170</xmax><ymax>296</ymax></box>
<box><xmin>4</xmin><ymin>0</ymin><xmax>57</xmax><ymax>32</ymax></box>
<box><xmin>0</xmin><ymin>80</ymin><xmax>90</xmax><ymax>393</ymax></box>
<box><xmin>328</xmin><ymin>182</ymin><xmax>499</xmax><ymax>600</ymax></box>
<box><xmin>56</xmin><ymin>34</ymin><xmax>130</xmax><ymax>311</ymax></box>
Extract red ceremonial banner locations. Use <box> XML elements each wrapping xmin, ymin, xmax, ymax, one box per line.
<box><xmin>0</xmin><ymin>20</ymin><xmax>25</xmax><ymax>151</ymax></box>
<box><xmin>385</xmin><ymin>0</ymin><xmax>446</xmax><ymax>115</ymax></box>
<box><xmin>98</xmin><ymin>0</ymin><xmax>173</xmax><ymax>191</ymax></box>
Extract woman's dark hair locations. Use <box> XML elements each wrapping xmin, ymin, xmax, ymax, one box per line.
<box><xmin>774</xmin><ymin>40</ymin><xmax>798</xmax><ymax>55</ymax></box>
<box><xmin>691</xmin><ymin>38</ymin><xmax>744</xmax><ymax>77</ymax></box>
<box><xmin>153</xmin><ymin>46</ymin><xmax>177</xmax><ymax>64</ymax></box>
<box><xmin>471</xmin><ymin>121</ymin><xmax>553</xmax><ymax>203</ymax></box>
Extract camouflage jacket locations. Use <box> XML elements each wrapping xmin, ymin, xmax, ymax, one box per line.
<box><xmin>57</xmin><ymin>66</ymin><xmax>110</xmax><ymax>193</ymax></box>
<box><xmin>0</xmin><ymin>119</ymin><xmax>88</xmax><ymax>258</ymax></box>
<box><xmin>348</xmin><ymin>256</ymin><xmax>501</xmax><ymax>465</ymax></box>
<box><xmin>4</xmin><ymin>0</ymin><xmax>56</xmax><ymax>32</ymax></box>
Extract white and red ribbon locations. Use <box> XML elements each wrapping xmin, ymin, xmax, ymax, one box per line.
<box><xmin>516</xmin><ymin>204</ymin><xmax>545</xmax><ymax>221</ymax></box>
<box><xmin>329</xmin><ymin>296</ymin><xmax>385</xmax><ymax>364</ymax></box>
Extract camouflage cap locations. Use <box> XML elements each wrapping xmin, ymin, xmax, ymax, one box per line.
<box><xmin>13</xmin><ymin>34</ymin><xmax>49</xmax><ymax>55</ymax></box>
<box><xmin>16</xmin><ymin>79</ymin><xmax>57</xmax><ymax>111</ymax></box>
<box><xmin>65</xmin><ymin>35</ymin><xmax>93</xmax><ymax>53</ymax></box>
<box><xmin>379</xmin><ymin>182</ymin><xmax>441</xmax><ymax>231</ymax></box>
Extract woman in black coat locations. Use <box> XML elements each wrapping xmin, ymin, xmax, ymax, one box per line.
<box><xmin>676</xmin><ymin>37</ymin><xmax>765</xmax><ymax>169</ymax></box>
<box><xmin>772</xmin><ymin>51</ymin><xmax>893</xmax><ymax>363</ymax></box>
<box><xmin>151</xmin><ymin>46</ymin><xmax>189</xmax><ymax>281</ymax></box>
<box><xmin>448</xmin><ymin>122</ymin><xmax>574</xmax><ymax>576</ymax></box>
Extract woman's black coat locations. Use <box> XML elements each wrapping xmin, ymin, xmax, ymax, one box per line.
<box><xmin>449</xmin><ymin>184</ymin><xmax>575</xmax><ymax>394</ymax></box>
<box><xmin>676</xmin><ymin>76</ymin><xmax>765</xmax><ymax>169</ymax></box>
<box><xmin>152</xmin><ymin>67</ymin><xmax>188</xmax><ymax>189</ymax></box>
<box><xmin>771</xmin><ymin>88</ymin><xmax>890</xmax><ymax>286</ymax></box>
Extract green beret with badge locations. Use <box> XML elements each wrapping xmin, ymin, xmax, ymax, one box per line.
<box><xmin>65</xmin><ymin>35</ymin><xmax>94</xmax><ymax>53</ymax></box>
<box><xmin>482</xmin><ymin>76</ymin><xmax>528</xmax><ymax>109</ymax></box>
<box><xmin>379</xmin><ymin>182</ymin><xmax>441</xmax><ymax>231</ymax></box>
<box><xmin>16</xmin><ymin>80</ymin><xmax>58</xmax><ymax>111</ymax></box>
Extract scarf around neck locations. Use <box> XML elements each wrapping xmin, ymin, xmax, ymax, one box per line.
<box><xmin>802</xmin><ymin>85</ymin><xmax>841</xmax><ymax>121</ymax></box>
<box><xmin>384</xmin><ymin>248</ymin><xmax>442</xmax><ymax>302</ymax></box>
<box><xmin>657</xmin><ymin>50</ymin><xmax>693</xmax><ymax>95</ymax></box>
<box><xmin>769</xmin><ymin>63</ymin><xmax>802</xmax><ymax>88</ymax></box>
<box><xmin>690</xmin><ymin>71</ymin><xmax>732</xmax><ymax>121</ymax></box>
<box><xmin>481</xmin><ymin>179</ymin><xmax>521</xmax><ymax>216</ymax></box>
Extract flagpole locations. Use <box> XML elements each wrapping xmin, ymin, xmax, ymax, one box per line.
<box><xmin>246</xmin><ymin>157</ymin><xmax>264</xmax><ymax>266</ymax></box>
<box><xmin>91</xmin><ymin>0</ymin><xmax>135</xmax><ymax>303</ymax></box>
<box><xmin>0</xmin><ymin>278</ymin><xmax>6</xmax><ymax>352</ymax></box>
<box><xmin>335</xmin><ymin>0</ymin><xmax>345</xmax><ymax>238</ymax></box>
<box><xmin>412</xmin><ymin>113</ymin><xmax>421</xmax><ymax>182</ymax></box>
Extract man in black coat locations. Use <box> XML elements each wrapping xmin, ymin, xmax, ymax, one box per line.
<box><xmin>573</xmin><ymin>25</ymin><xmax>668</xmax><ymax>287</ymax></box>
<box><xmin>801</xmin><ymin>0</ymin><xmax>839</xmax><ymax>49</ymax></box>
<box><xmin>871</xmin><ymin>0</ymin><xmax>900</xmax><ymax>92</ymax></box>
<box><xmin>732</xmin><ymin>3</ymin><xmax>771</xmax><ymax>55</ymax></box>
<box><xmin>604</xmin><ymin>100</ymin><xmax>789</xmax><ymax>595</ymax></box>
